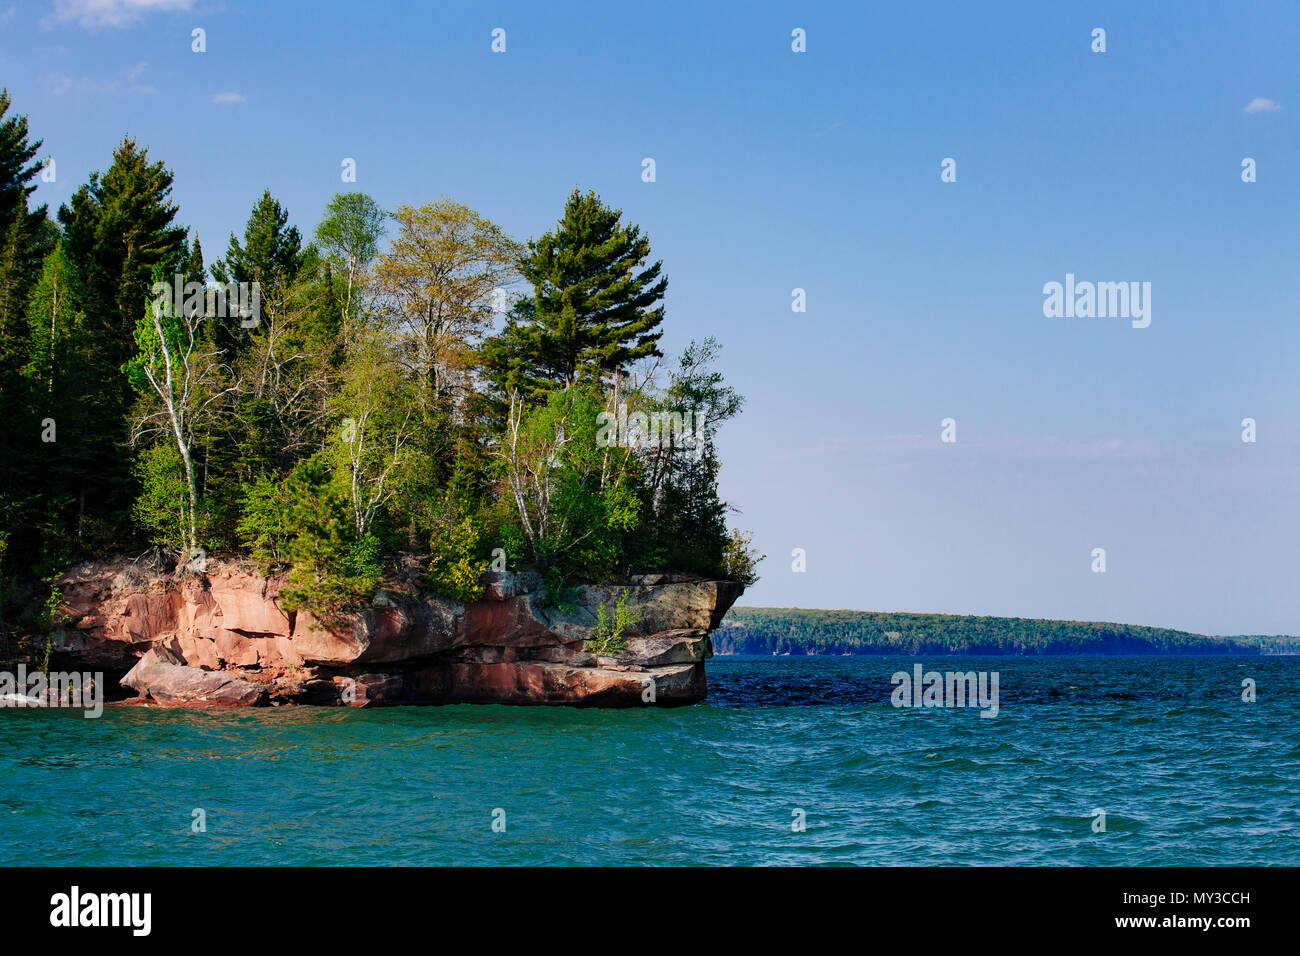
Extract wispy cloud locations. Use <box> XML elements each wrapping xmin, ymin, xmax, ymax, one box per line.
<box><xmin>126</xmin><ymin>60</ymin><xmax>154</xmax><ymax>94</ymax></box>
<box><xmin>1243</xmin><ymin>97</ymin><xmax>1281</xmax><ymax>114</ymax></box>
<box><xmin>47</xmin><ymin>59</ymin><xmax>155</xmax><ymax>95</ymax></box>
<box><xmin>211</xmin><ymin>91</ymin><xmax>246</xmax><ymax>105</ymax></box>
<box><xmin>811</xmin><ymin>121</ymin><xmax>846</xmax><ymax>139</ymax></box>
<box><xmin>48</xmin><ymin>72</ymin><xmax>115</xmax><ymax>95</ymax></box>
<box><xmin>44</xmin><ymin>0</ymin><xmax>193</xmax><ymax>29</ymax></box>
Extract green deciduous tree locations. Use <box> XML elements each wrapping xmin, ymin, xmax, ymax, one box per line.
<box><xmin>497</xmin><ymin>386</ymin><xmax>641</xmax><ymax>579</ymax></box>
<box><xmin>125</xmin><ymin>266</ymin><xmax>232</xmax><ymax>556</ymax></box>
<box><xmin>315</xmin><ymin>191</ymin><xmax>385</xmax><ymax>333</ymax></box>
<box><xmin>371</xmin><ymin>198</ymin><xmax>521</xmax><ymax>401</ymax></box>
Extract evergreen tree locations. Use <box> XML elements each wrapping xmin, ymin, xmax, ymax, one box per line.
<box><xmin>0</xmin><ymin>89</ymin><xmax>47</xmax><ymax>236</ymax></box>
<box><xmin>486</xmin><ymin>189</ymin><xmax>667</xmax><ymax>396</ymax></box>
<box><xmin>237</xmin><ymin>454</ymin><xmax>379</xmax><ymax>611</ymax></box>
<box><xmin>208</xmin><ymin>190</ymin><xmax>303</xmax><ymax>361</ymax></box>
<box><xmin>49</xmin><ymin>139</ymin><xmax>187</xmax><ymax>557</ymax></box>
<box><xmin>57</xmin><ymin>138</ymin><xmax>187</xmax><ymax>365</ymax></box>
<box><xmin>213</xmin><ymin>189</ymin><xmax>303</xmax><ymax>289</ymax></box>
<box><xmin>0</xmin><ymin>91</ymin><xmax>54</xmax><ymax>611</ymax></box>
<box><xmin>0</xmin><ymin>88</ymin><xmax>50</xmax><ymax>399</ymax></box>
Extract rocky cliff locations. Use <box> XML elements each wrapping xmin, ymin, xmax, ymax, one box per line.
<box><xmin>50</xmin><ymin>555</ymin><xmax>742</xmax><ymax>708</ymax></box>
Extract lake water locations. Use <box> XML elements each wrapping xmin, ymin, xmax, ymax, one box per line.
<box><xmin>1</xmin><ymin>656</ymin><xmax>1295</xmax><ymax>865</ymax></box>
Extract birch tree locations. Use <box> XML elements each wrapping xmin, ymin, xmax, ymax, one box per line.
<box><xmin>314</xmin><ymin>191</ymin><xmax>384</xmax><ymax>335</ymax></box>
<box><xmin>330</xmin><ymin>334</ymin><xmax>413</xmax><ymax>540</ymax></box>
<box><xmin>126</xmin><ymin>276</ymin><xmax>230</xmax><ymax>556</ymax></box>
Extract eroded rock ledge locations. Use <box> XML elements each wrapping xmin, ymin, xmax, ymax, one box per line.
<box><xmin>52</xmin><ymin>557</ymin><xmax>743</xmax><ymax>708</ymax></box>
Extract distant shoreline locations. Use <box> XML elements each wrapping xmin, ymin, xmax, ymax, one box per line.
<box><xmin>715</xmin><ymin>607</ymin><xmax>1300</xmax><ymax>657</ymax></box>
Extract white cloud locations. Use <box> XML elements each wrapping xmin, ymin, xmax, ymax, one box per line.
<box><xmin>811</xmin><ymin>121</ymin><xmax>846</xmax><ymax>139</ymax></box>
<box><xmin>47</xmin><ymin>60</ymin><xmax>155</xmax><ymax>95</ymax></box>
<box><xmin>211</xmin><ymin>91</ymin><xmax>246</xmax><ymax>105</ymax></box>
<box><xmin>126</xmin><ymin>59</ymin><xmax>155</xmax><ymax>93</ymax></box>
<box><xmin>45</xmin><ymin>0</ymin><xmax>193</xmax><ymax>29</ymax></box>
<box><xmin>48</xmin><ymin>72</ymin><xmax>116</xmax><ymax>95</ymax></box>
<box><xmin>1243</xmin><ymin>97</ymin><xmax>1281</xmax><ymax>114</ymax></box>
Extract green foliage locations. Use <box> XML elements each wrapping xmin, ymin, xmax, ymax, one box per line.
<box><xmin>238</xmin><ymin>456</ymin><xmax>379</xmax><ymax>612</ymax></box>
<box><xmin>0</xmin><ymin>87</ymin><xmax>52</xmax><ymax>385</ymax></box>
<box><xmin>131</xmin><ymin>442</ymin><xmax>191</xmax><ymax>549</ymax></box>
<box><xmin>0</xmin><ymin>88</ymin><xmax>48</xmax><ymax>241</ymax></box>
<box><xmin>585</xmin><ymin>590</ymin><xmax>636</xmax><ymax>655</ymax></box>
<box><xmin>315</xmin><ymin>192</ymin><xmax>385</xmax><ymax>273</ymax></box>
<box><xmin>58</xmin><ymin>137</ymin><xmax>187</xmax><ymax>359</ymax></box>
<box><xmin>0</xmin><ymin>88</ymin><xmax>749</xmax><ymax>633</ymax></box>
<box><xmin>713</xmin><ymin>608</ymin><xmax>1265</xmax><ymax>656</ymax></box>
<box><xmin>499</xmin><ymin>386</ymin><xmax>643</xmax><ymax>583</ymax></box>
<box><xmin>346</xmin><ymin>531</ymin><xmax>384</xmax><ymax>589</ymax></box>
<box><xmin>721</xmin><ymin>529</ymin><xmax>764</xmax><ymax>586</ymax></box>
<box><xmin>236</xmin><ymin>472</ymin><xmax>296</xmax><ymax>568</ymax></box>
<box><xmin>48</xmin><ymin>137</ymin><xmax>186</xmax><ymax>557</ymax></box>
<box><xmin>326</xmin><ymin>330</ymin><xmax>413</xmax><ymax>541</ymax></box>
<box><xmin>42</xmin><ymin>579</ymin><xmax>69</xmax><ymax>629</ymax></box>
<box><xmin>212</xmin><ymin>188</ymin><xmax>303</xmax><ymax>289</ymax></box>
<box><xmin>483</xmin><ymin>188</ymin><xmax>667</xmax><ymax>397</ymax></box>
<box><xmin>426</xmin><ymin>515</ymin><xmax>491</xmax><ymax>602</ymax></box>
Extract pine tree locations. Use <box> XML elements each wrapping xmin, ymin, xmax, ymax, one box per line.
<box><xmin>207</xmin><ymin>190</ymin><xmax>303</xmax><ymax>363</ymax></box>
<box><xmin>0</xmin><ymin>88</ymin><xmax>50</xmax><ymax>385</ymax></box>
<box><xmin>0</xmin><ymin>88</ymin><xmax>47</xmax><ymax>248</ymax></box>
<box><xmin>9</xmin><ymin>241</ymin><xmax>99</xmax><ymax>577</ymax></box>
<box><xmin>50</xmin><ymin>139</ymin><xmax>187</xmax><ymax>555</ymax></box>
<box><xmin>0</xmin><ymin>90</ymin><xmax>55</xmax><ymax>607</ymax></box>
<box><xmin>214</xmin><ymin>190</ymin><xmax>303</xmax><ymax>289</ymax></box>
<box><xmin>57</xmin><ymin>138</ymin><xmax>187</xmax><ymax>364</ymax></box>
<box><xmin>487</xmin><ymin>189</ymin><xmax>667</xmax><ymax>396</ymax></box>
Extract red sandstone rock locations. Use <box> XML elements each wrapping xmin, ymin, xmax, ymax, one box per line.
<box><xmin>122</xmin><ymin>648</ymin><xmax>268</xmax><ymax>707</ymax></box>
<box><xmin>205</xmin><ymin>569</ymin><xmax>292</xmax><ymax>636</ymax></box>
<box><xmin>52</xmin><ymin>562</ymin><xmax>740</xmax><ymax>708</ymax></box>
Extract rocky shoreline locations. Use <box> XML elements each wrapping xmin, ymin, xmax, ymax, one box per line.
<box><xmin>49</xmin><ymin>556</ymin><xmax>742</xmax><ymax>708</ymax></box>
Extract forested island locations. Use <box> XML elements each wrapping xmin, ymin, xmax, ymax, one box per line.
<box><xmin>715</xmin><ymin>607</ymin><xmax>1300</xmax><ymax>656</ymax></box>
<box><xmin>0</xmin><ymin>88</ymin><xmax>761</xmax><ymax>656</ymax></box>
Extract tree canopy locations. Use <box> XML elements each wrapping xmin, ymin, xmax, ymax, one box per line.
<box><xmin>0</xmin><ymin>91</ymin><xmax>760</xmax><ymax>647</ymax></box>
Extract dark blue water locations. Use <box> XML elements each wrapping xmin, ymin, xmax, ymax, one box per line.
<box><xmin>0</xmin><ymin>656</ymin><xmax>1295</xmax><ymax>865</ymax></box>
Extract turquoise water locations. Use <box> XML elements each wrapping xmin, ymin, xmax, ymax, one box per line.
<box><xmin>1</xmin><ymin>656</ymin><xmax>1295</xmax><ymax>865</ymax></box>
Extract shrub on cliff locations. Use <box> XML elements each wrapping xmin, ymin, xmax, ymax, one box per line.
<box><xmin>721</xmin><ymin>529</ymin><xmax>764</xmax><ymax>587</ymax></box>
<box><xmin>585</xmin><ymin>591</ymin><xmax>636</xmax><ymax>655</ymax></box>
<box><xmin>238</xmin><ymin>456</ymin><xmax>381</xmax><ymax>610</ymax></box>
<box><xmin>426</xmin><ymin>515</ymin><xmax>492</xmax><ymax>603</ymax></box>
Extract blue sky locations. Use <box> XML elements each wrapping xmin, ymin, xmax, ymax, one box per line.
<box><xmin>3</xmin><ymin>0</ymin><xmax>1297</xmax><ymax>634</ymax></box>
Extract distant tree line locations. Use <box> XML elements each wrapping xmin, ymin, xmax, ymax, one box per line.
<box><xmin>0</xmin><ymin>90</ymin><xmax>763</xmax><ymax>642</ymax></box>
<box><xmin>714</xmin><ymin>608</ymin><xmax>1276</xmax><ymax>655</ymax></box>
